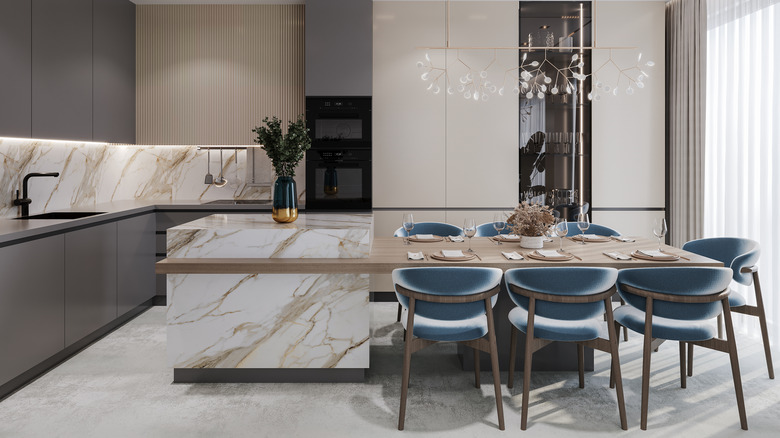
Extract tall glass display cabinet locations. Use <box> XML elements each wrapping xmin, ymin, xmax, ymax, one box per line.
<box><xmin>518</xmin><ymin>1</ymin><xmax>592</xmax><ymax>221</ymax></box>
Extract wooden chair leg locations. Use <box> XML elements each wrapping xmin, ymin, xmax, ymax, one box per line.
<box><xmin>679</xmin><ymin>342</ymin><xmax>687</xmax><ymax>389</ymax></box>
<box><xmin>508</xmin><ymin>325</ymin><xmax>518</xmax><ymax>389</ymax></box>
<box><xmin>577</xmin><ymin>344</ymin><xmax>585</xmax><ymax>389</ymax></box>
<box><xmin>473</xmin><ymin>347</ymin><xmax>481</xmax><ymax>388</ymax></box>
<box><xmin>521</xmin><ymin>299</ymin><xmax>536</xmax><ymax>430</ymax></box>
<box><xmin>398</xmin><ymin>298</ymin><xmax>416</xmax><ymax>431</ymax></box>
<box><xmin>687</xmin><ymin>342</ymin><xmax>694</xmax><ymax>377</ymax></box>
<box><xmin>485</xmin><ymin>300</ymin><xmax>505</xmax><ymax>431</ymax></box>
<box><xmin>752</xmin><ymin>272</ymin><xmax>775</xmax><ymax>379</ymax></box>
<box><xmin>722</xmin><ymin>299</ymin><xmax>748</xmax><ymax>430</ymax></box>
<box><xmin>717</xmin><ymin>313</ymin><xmax>723</xmax><ymax>339</ymax></box>
<box><xmin>610</xmin><ymin>321</ymin><xmax>621</xmax><ymax>389</ymax></box>
<box><xmin>640</xmin><ymin>297</ymin><xmax>654</xmax><ymax>431</ymax></box>
<box><xmin>396</xmin><ymin>303</ymin><xmax>402</xmax><ymax>323</ymax></box>
<box><xmin>604</xmin><ymin>299</ymin><xmax>628</xmax><ymax>430</ymax></box>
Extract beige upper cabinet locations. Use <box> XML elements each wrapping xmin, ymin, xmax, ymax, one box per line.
<box><xmin>373</xmin><ymin>1</ymin><xmax>519</xmax><ymax>209</ymax></box>
<box><xmin>135</xmin><ymin>5</ymin><xmax>304</xmax><ymax>145</ymax></box>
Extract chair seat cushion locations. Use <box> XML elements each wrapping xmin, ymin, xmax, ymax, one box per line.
<box><xmin>401</xmin><ymin>309</ymin><xmax>488</xmax><ymax>342</ymax></box>
<box><xmin>729</xmin><ymin>289</ymin><xmax>747</xmax><ymax>307</ymax></box>
<box><xmin>507</xmin><ymin>306</ymin><xmax>606</xmax><ymax>342</ymax></box>
<box><xmin>613</xmin><ymin>306</ymin><xmax>717</xmax><ymax>341</ymax></box>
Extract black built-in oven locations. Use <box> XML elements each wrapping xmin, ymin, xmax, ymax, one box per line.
<box><xmin>306</xmin><ymin>97</ymin><xmax>371</xmax><ymax>150</ymax></box>
<box><xmin>305</xmin><ymin>149</ymin><xmax>371</xmax><ymax>210</ymax></box>
<box><xmin>305</xmin><ymin>97</ymin><xmax>372</xmax><ymax>210</ymax></box>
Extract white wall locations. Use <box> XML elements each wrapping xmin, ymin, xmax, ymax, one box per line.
<box><xmin>591</xmin><ymin>1</ymin><xmax>666</xmax><ymax>237</ymax></box>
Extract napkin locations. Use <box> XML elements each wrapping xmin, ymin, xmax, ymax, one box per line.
<box><xmin>536</xmin><ymin>249</ymin><xmax>564</xmax><ymax>258</ymax></box>
<box><xmin>638</xmin><ymin>249</ymin><xmax>668</xmax><ymax>258</ymax></box>
<box><xmin>407</xmin><ymin>251</ymin><xmax>424</xmax><ymax>260</ymax></box>
<box><xmin>502</xmin><ymin>234</ymin><xmax>520</xmax><ymax>240</ymax></box>
<box><xmin>502</xmin><ymin>251</ymin><xmax>524</xmax><ymax>260</ymax></box>
<box><xmin>604</xmin><ymin>252</ymin><xmax>631</xmax><ymax>260</ymax></box>
<box><xmin>611</xmin><ymin>236</ymin><xmax>636</xmax><ymax>242</ymax></box>
<box><xmin>416</xmin><ymin>234</ymin><xmax>435</xmax><ymax>240</ymax></box>
<box><xmin>448</xmin><ymin>235</ymin><xmax>465</xmax><ymax>242</ymax></box>
<box><xmin>441</xmin><ymin>249</ymin><xmax>464</xmax><ymax>258</ymax></box>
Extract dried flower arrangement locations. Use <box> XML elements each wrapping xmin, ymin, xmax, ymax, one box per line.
<box><xmin>507</xmin><ymin>202</ymin><xmax>556</xmax><ymax>237</ymax></box>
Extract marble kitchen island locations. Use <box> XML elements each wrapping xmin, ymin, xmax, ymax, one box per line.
<box><xmin>165</xmin><ymin>213</ymin><xmax>372</xmax><ymax>382</ymax></box>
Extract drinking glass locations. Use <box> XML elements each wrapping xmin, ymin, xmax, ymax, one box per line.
<box><xmin>576</xmin><ymin>213</ymin><xmax>590</xmax><ymax>245</ymax></box>
<box><xmin>554</xmin><ymin>219</ymin><xmax>568</xmax><ymax>251</ymax></box>
<box><xmin>653</xmin><ymin>217</ymin><xmax>668</xmax><ymax>251</ymax></box>
<box><xmin>402</xmin><ymin>213</ymin><xmax>414</xmax><ymax>245</ymax></box>
<box><xmin>492</xmin><ymin>213</ymin><xmax>506</xmax><ymax>245</ymax></box>
<box><xmin>463</xmin><ymin>218</ymin><xmax>477</xmax><ymax>253</ymax></box>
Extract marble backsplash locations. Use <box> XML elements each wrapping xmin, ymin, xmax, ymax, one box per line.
<box><xmin>0</xmin><ymin>138</ymin><xmax>304</xmax><ymax>218</ymax></box>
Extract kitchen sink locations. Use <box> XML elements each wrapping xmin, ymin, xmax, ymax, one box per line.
<box><xmin>15</xmin><ymin>211</ymin><xmax>107</xmax><ymax>220</ymax></box>
<box><xmin>204</xmin><ymin>199</ymin><xmax>272</xmax><ymax>205</ymax></box>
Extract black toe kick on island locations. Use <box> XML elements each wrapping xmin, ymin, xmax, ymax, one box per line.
<box><xmin>173</xmin><ymin>368</ymin><xmax>366</xmax><ymax>384</ymax></box>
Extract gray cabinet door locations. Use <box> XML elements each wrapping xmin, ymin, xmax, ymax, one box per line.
<box><xmin>0</xmin><ymin>236</ymin><xmax>65</xmax><ymax>387</ymax></box>
<box><xmin>93</xmin><ymin>0</ymin><xmax>135</xmax><ymax>144</ymax></box>
<box><xmin>65</xmin><ymin>222</ymin><xmax>118</xmax><ymax>347</ymax></box>
<box><xmin>31</xmin><ymin>0</ymin><xmax>93</xmax><ymax>141</ymax></box>
<box><xmin>0</xmin><ymin>0</ymin><xmax>32</xmax><ymax>137</ymax></box>
<box><xmin>118</xmin><ymin>213</ymin><xmax>155</xmax><ymax>314</ymax></box>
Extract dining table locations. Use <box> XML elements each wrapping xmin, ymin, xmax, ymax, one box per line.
<box><xmin>157</xmin><ymin>234</ymin><xmax>722</xmax><ymax>373</ymax></box>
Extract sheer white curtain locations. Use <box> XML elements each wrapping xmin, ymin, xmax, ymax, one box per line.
<box><xmin>705</xmin><ymin>0</ymin><xmax>780</xmax><ymax>338</ymax></box>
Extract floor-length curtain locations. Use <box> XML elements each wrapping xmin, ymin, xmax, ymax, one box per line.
<box><xmin>705</xmin><ymin>0</ymin><xmax>780</xmax><ymax>338</ymax></box>
<box><xmin>667</xmin><ymin>0</ymin><xmax>707</xmax><ymax>247</ymax></box>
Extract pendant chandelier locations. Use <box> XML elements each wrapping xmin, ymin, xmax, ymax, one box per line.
<box><xmin>416</xmin><ymin>1</ymin><xmax>655</xmax><ymax>102</ymax></box>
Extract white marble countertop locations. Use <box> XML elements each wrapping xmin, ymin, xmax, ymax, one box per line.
<box><xmin>167</xmin><ymin>213</ymin><xmax>373</xmax><ymax>259</ymax></box>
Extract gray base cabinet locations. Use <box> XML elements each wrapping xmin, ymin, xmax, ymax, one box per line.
<box><xmin>0</xmin><ymin>235</ymin><xmax>65</xmax><ymax>388</ymax></box>
<box><xmin>65</xmin><ymin>223</ymin><xmax>118</xmax><ymax>347</ymax></box>
<box><xmin>118</xmin><ymin>214</ymin><xmax>155</xmax><ymax>315</ymax></box>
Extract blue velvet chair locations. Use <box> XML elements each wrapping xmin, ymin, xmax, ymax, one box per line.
<box><xmin>393</xmin><ymin>222</ymin><xmax>463</xmax><ymax>237</ymax></box>
<box><xmin>475</xmin><ymin>222</ymin><xmax>511</xmax><ymax>237</ymax></box>
<box><xmin>393</xmin><ymin>222</ymin><xmax>464</xmax><ymax>322</ymax></box>
<box><xmin>614</xmin><ymin>267</ymin><xmax>747</xmax><ymax>430</ymax></box>
<box><xmin>682</xmin><ymin>238</ymin><xmax>772</xmax><ymax>379</ymax></box>
<box><xmin>393</xmin><ymin>267</ymin><xmax>504</xmax><ymax>431</ymax></box>
<box><xmin>564</xmin><ymin>222</ymin><xmax>621</xmax><ymax>237</ymax></box>
<box><xmin>504</xmin><ymin>267</ymin><xmax>626</xmax><ymax>430</ymax></box>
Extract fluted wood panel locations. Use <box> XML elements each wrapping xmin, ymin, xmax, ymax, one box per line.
<box><xmin>136</xmin><ymin>5</ymin><xmax>304</xmax><ymax>145</ymax></box>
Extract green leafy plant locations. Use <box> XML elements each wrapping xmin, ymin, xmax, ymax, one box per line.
<box><xmin>252</xmin><ymin>115</ymin><xmax>311</xmax><ymax>177</ymax></box>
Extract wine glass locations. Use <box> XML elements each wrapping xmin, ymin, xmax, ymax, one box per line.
<box><xmin>576</xmin><ymin>213</ymin><xmax>590</xmax><ymax>245</ymax></box>
<box><xmin>553</xmin><ymin>219</ymin><xmax>568</xmax><ymax>252</ymax></box>
<box><xmin>492</xmin><ymin>213</ymin><xmax>506</xmax><ymax>245</ymax></box>
<box><xmin>653</xmin><ymin>217</ymin><xmax>668</xmax><ymax>251</ymax></box>
<box><xmin>463</xmin><ymin>218</ymin><xmax>477</xmax><ymax>253</ymax></box>
<box><xmin>402</xmin><ymin>213</ymin><xmax>414</xmax><ymax>245</ymax></box>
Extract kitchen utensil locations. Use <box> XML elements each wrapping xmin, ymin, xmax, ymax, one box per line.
<box><xmin>214</xmin><ymin>149</ymin><xmax>228</xmax><ymax>187</ymax></box>
<box><xmin>204</xmin><ymin>149</ymin><xmax>213</xmax><ymax>184</ymax></box>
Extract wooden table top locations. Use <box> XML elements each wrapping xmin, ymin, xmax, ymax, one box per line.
<box><xmin>156</xmin><ymin>236</ymin><xmax>721</xmax><ymax>274</ymax></box>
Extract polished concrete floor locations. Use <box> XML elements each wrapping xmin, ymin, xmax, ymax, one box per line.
<box><xmin>0</xmin><ymin>303</ymin><xmax>779</xmax><ymax>437</ymax></box>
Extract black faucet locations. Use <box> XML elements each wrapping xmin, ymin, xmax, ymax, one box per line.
<box><xmin>13</xmin><ymin>172</ymin><xmax>60</xmax><ymax>217</ymax></box>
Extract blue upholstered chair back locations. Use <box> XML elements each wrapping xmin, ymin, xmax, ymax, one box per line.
<box><xmin>505</xmin><ymin>267</ymin><xmax>618</xmax><ymax>320</ymax></box>
<box><xmin>393</xmin><ymin>222</ymin><xmax>463</xmax><ymax>237</ymax></box>
<box><xmin>392</xmin><ymin>267</ymin><xmax>503</xmax><ymax>321</ymax></box>
<box><xmin>616</xmin><ymin>267</ymin><xmax>733</xmax><ymax>320</ymax></box>
<box><xmin>475</xmin><ymin>222</ymin><xmax>511</xmax><ymax>237</ymax></box>
<box><xmin>682</xmin><ymin>238</ymin><xmax>760</xmax><ymax>286</ymax></box>
<box><xmin>564</xmin><ymin>223</ymin><xmax>621</xmax><ymax>237</ymax></box>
